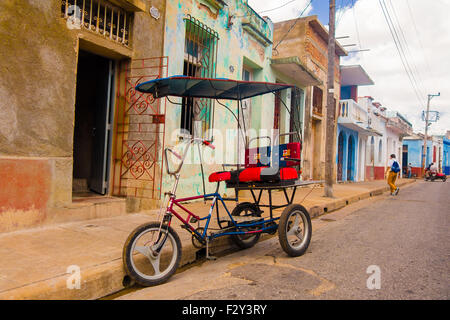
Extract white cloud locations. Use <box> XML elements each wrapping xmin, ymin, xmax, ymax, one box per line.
<box><xmin>247</xmin><ymin>0</ymin><xmax>314</xmax><ymax>22</ymax></box>
<box><xmin>249</xmin><ymin>0</ymin><xmax>450</xmax><ymax>136</ymax></box>
<box><xmin>336</xmin><ymin>0</ymin><xmax>450</xmax><ymax>136</ymax></box>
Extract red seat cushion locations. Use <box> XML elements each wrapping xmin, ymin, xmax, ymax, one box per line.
<box><xmin>279</xmin><ymin>167</ymin><xmax>298</xmax><ymax>180</ymax></box>
<box><xmin>239</xmin><ymin>167</ymin><xmax>267</xmax><ymax>182</ymax></box>
<box><xmin>209</xmin><ymin>167</ymin><xmax>298</xmax><ymax>184</ymax></box>
<box><xmin>239</xmin><ymin>167</ymin><xmax>298</xmax><ymax>182</ymax></box>
<box><xmin>208</xmin><ymin>171</ymin><xmax>231</xmax><ymax>182</ymax></box>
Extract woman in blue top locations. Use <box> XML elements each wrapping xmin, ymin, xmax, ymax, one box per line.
<box><xmin>385</xmin><ymin>154</ymin><xmax>400</xmax><ymax>196</ymax></box>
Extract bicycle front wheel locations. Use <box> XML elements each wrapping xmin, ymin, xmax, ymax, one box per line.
<box><xmin>123</xmin><ymin>222</ymin><xmax>182</xmax><ymax>286</ymax></box>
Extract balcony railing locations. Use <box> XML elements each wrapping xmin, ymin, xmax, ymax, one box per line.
<box><xmin>241</xmin><ymin>1</ymin><xmax>272</xmax><ymax>46</ymax></box>
<box><xmin>386</xmin><ymin>118</ymin><xmax>413</xmax><ymax>136</ymax></box>
<box><xmin>61</xmin><ymin>0</ymin><xmax>133</xmax><ymax>47</ymax></box>
<box><xmin>367</xmin><ymin>114</ymin><xmax>384</xmax><ymax>134</ymax></box>
<box><xmin>339</xmin><ymin>99</ymin><xmax>368</xmax><ymax>124</ymax></box>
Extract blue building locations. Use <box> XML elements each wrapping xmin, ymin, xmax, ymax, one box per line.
<box><xmin>336</xmin><ymin>125</ymin><xmax>359</xmax><ymax>181</ymax></box>
<box><xmin>443</xmin><ymin>137</ymin><xmax>450</xmax><ymax>175</ymax></box>
<box><xmin>337</xmin><ymin>65</ymin><xmax>375</xmax><ymax>181</ymax></box>
<box><xmin>403</xmin><ymin>136</ymin><xmax>434</xmax><ymax>177</ymax></box>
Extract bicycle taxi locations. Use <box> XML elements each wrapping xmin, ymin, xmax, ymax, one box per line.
<box><xmin>123</xmin><ymin>76</ymin><xmax>316</xmax><ymax>286</ymax></box>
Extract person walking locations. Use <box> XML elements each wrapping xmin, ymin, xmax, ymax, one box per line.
<box><xmin>385</xmin><ymin>154</ymin><xmax>400</xmax><ymax>195</ymax></box>
<box><xmin>430</xmin><ymin>162</ymin><xmax>438</xmax><ymax>173</ymax></box>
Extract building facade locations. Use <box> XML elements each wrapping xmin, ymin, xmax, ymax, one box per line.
<box><xmin>402</xmin><ymin>134</ymin><xmax>444</xmax><ymax>177</ymax></box>
<box><xmin>337</xmin><ymin>65</ymin><xmax>375</xmax><ymax>182</ymax></box>
<box><xmin>272</xmin><ymin>15</ymin><xmax>347</xmax><ymax>181</ymax></box>
<box><xmin>443</xmin><ymin>132</ymin><xmax>450</xmax><ymax>175</ymax></box>
<box><xmin>356</xmin><ymin>96</ymin><xmax>412</xmax><ymax>180</ymax></box>
<box><xmin>0</xmin><ymin>0</ymin><xmax>168</xmax><ymax>232</ymax></box>
<box><xmin>0</xmin><ymin>0</ymin><xmax>322</xmax><ymax>233</ymax></box>
<box><xmin>160</xmin><ymin>0</ymin><xmax>308</xmax><ymax>198</ymax></box>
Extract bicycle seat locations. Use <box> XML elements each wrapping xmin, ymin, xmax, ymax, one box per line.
<box><xmin>209</xmin><ymin>167</ymin><xmax>298</xmax><ymax>184</ymax></box>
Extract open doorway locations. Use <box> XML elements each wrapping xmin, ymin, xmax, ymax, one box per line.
<box><xmin>337</xmin><ymin>131</ymin><xmax>344</xmax><ymax>181</ymax></box>
<box><xmin>73</xmin><ymin>50</ymin><xmax>115</xmax><ymax>196</ymax></box>
<box><xmin>347</xmin><ymin>135</ymin><xmax>355</xmax><ymax>181</ymax></box>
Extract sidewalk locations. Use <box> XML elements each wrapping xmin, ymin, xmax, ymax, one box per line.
<box><xmin>0</xmin><ymin>178</ymin><xmax>416</xmax><ymax>300</ymax></box>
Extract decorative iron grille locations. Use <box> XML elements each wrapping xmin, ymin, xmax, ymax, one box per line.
<box><xmin>112</xmin><ymin>57</ymin><xmax>168</xmax><ymax>199</ymax></box>
<box><xmin>181</xmin><ymin>15</ymin><xmax>219</xmax><ymax>139</ymax></box>
<box><xmin>61</xmin><ymin>0</ymin><xmax>132</xmax><ymax>47</ymax></box>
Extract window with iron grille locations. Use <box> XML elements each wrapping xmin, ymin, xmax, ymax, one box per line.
<box><xmin>180</xmin><ymin>15</ymin><xmax>219</xmax><ymax>139</ymax></box>
<box><xmin>61</xmin><ymin>0</ymin><xmax>132</xmax><ymax>47</ymax></box>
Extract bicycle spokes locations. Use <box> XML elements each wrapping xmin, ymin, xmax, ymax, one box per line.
<box><xmin>129</xmin><ymin>226</ymin><xmax>179</xmax><ymax>280</ymax></box>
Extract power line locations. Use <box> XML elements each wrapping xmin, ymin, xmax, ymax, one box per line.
<box><xmin>350</xmin><ymin>0</ymin><xmax>374</xmax><ymax>95</ymax></box>
<box><xmin>335</xmin><ymin>0</ymin><xmax>348</xmax><ymax>27</ymax></box>
<box><xmin>351</xmin><ymin>0</ymin><xmax>362</xmax><ymax>52</ymax></box>
<box><xmin>378</xmin><ymin>0</ymin><xmax>425</xmax><ymax>108</ymax></box>
<box><xmin>386</xmin><ymin>0</ymin><xmax>425</xmax><ymax>99</ymax></box>
<box><xmin>382</xmin><ymin>0</ymin><xmax>424</xmax><ymax>106</ymax></box>
<box><xmin>258</xmin><ymin>0</ymin><xmax>298</xmax><ymax>14</ymax></box>
<box><xmin>405</xmin><ymin>0</ymin><xmax>435</xmax><ymax>92</ymax></box>
<box><xmin>273</xmin><ymin>0</ymin><xmax>314</xmax><ymax>51</ymax></box>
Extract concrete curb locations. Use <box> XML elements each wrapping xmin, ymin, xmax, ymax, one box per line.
<box><xmin>307</xmin><ymin>179</ymin><xmax>415</xmax><ymax>218</ymax></box>
<box><xmin>0</xmin><ymin>179</ymin><xmax>416</xmax><ymax>300</ymax></box>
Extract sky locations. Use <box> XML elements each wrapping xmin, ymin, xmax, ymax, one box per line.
<box><xmin>248</xmin><ymin>0</ymin><xmax>450</xmax><ymax>136</ymax></box>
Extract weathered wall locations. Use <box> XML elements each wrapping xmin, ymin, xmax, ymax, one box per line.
<box><xmin>132</xmin><ymin>0</ymin><xmax>166</xmax><ymax>59</ymax></box>
<box><xmin>0</xmin><ymin>0</ymin><xmax>78</xmax><ymax>157</ymax></box>
<box><xmin>0</xmin><ymin>0</ymin><xmax>166</xmax><ymax>231</ymax></box>
<box><xmin>0</xmin><ymin>0</ymin><xmax>78</xmax><ymax>231</ymax></box>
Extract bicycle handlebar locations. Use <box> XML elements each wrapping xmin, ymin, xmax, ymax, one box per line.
<box><xmin>202</xmin><ymin>140</ymin><xmax>215</xmax><ymax>149</ymax></box>
<box><xmin>164</xmin><ymin>138</ymin><xmax>215</xmax><ymax>175</ymax></box>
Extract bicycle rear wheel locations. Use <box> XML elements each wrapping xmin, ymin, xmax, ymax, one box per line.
<box><xmin>123</xmin><ymin>222</ymin><xmax>182</xmax><ymax>286</ymax></box>
<box><xmin>278</xmin><ymin>204</ymin><xmax>312</xmax><ymax>257</ymax></box>
<box><xmin>230</xmin><ymin>202</ymin><xmax>262</xmax><ymax>249</ymax></box>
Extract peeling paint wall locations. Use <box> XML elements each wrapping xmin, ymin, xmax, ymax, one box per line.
<box><xmin>0</xmin><ymin>0</ymin><xmax>79</xmax><ymax>232</ymax></box>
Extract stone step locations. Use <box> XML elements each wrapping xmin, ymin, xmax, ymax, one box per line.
<box><xmin>46</xmin><ymin>196</ymin><xmax>127</xmax><ymax>226</ymax></box>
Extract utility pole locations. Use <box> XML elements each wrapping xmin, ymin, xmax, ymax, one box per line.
<box><xmin>422</xmin><ymin>92</ymin><xmax>440</xmax><ymax>176</ymax></box>
<box><xmin>324</xmin><ymin>0</ymin><xmax>336</xmax><ymax>198</ymax></box>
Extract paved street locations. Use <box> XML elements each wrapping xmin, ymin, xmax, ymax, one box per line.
<box><xmin>119</xmin><ymin>180</ymin><xmax>449</xmax><ymax>300</ymax></box>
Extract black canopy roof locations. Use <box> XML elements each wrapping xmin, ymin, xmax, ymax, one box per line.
<box><xmin>135</xmin><ymin>76</ymin><xmax>294</xmax><ymax>100</ymax></box>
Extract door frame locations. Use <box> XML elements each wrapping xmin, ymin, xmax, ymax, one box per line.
<box><xmin>73</xmin><ymin>49</ymin><xmax>117</xmax><ymax>196</ymax></box>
